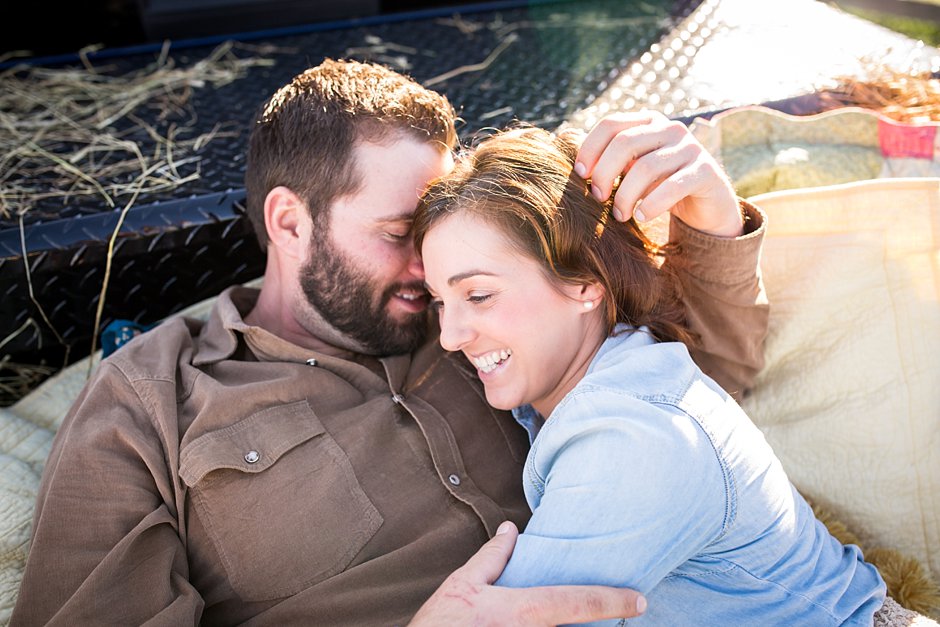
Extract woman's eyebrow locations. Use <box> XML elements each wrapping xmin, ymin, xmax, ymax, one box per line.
<box><xmin>447</xmin><ymin>270</ymin><xmax>498</xmax><ymax>286</ymax></box>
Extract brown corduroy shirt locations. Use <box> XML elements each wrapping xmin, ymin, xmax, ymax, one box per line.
<box><xmin>12</xmin><ymin>206</ymin><xmax>768</xmax><ymax>626</ymax></box>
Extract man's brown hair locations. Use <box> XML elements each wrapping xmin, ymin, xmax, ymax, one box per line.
<box><xmin>414</xmin><ymin>126</ymin><xmax>693</xmax><ymax>346</ymax></box>
<box><xmin>245</xmin><ymin>58</ymin><xmax>458</xmax><ymax>247</ymax></box>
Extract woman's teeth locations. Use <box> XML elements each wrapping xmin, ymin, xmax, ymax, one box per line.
<box><xmin>472</xmin><ymin>349</ymin><xmax>512</xmax><ymax>373</ymax></box>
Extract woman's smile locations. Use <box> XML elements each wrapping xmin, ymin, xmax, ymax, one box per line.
<box><xmin>469</xmin><ymin>348</ymin><xmax>512</xmax><ymax>374</ymax></box>
<box><xmin>422</xmin><ymin>211</ymin><xmax>605</xmax><ymax>416</ymax></box>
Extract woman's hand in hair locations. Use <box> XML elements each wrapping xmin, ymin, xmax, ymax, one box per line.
<box><xmin>575</xmin><ymin>112</ymin><xmax>743</xmax><ymax>238</ymax></box>
<box><xmin>410</xmin><ymin>521</ymin><xmax>647</xmax><ymax>626</ymax></box>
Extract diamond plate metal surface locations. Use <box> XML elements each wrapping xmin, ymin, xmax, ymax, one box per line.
<box><xmin>9</xmin><ymin>0</ymin><xmax>931</xmax><ymax>404</ymax></box>
<box><xmin>2</xmin><ymin>0</ymin><xmax>701</xmax><ymax>401</ymax></box>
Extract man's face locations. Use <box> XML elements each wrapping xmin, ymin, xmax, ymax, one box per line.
<box><xmin>299</xmin><ymin>134</ymin><xmax>454</xmax><ymax>354</ymax></box>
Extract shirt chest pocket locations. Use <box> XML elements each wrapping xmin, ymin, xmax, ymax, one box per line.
<box><xmin>179</xmin><ymin>399</ymin><xmax>383</xmax><ymax>601</ymax></box>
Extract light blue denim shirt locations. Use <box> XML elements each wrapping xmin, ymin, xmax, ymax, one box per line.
<box><xmin>499</xmin><ymin>326</ymin><xmax>885</xmax><ymax>626</ymax></box>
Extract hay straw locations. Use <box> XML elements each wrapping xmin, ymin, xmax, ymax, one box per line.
<box><xmin>87</xmin><ymin>161</ymin><xmax>160</xmax><ymax>377</ymax></box>
<box><xmin>424</xmin><ymin>33</ymin><xmax>519</xmax><ymax>88</ymax></box>
<box><xmin>425</xmin><ymin>10</ymin><xmax>664</xmax><ymax>89</ymax></box>
<box><xmin>345</xmin><ymin>35</ymin><xmax>440</xmax><ymax>71</ymax></box>
<box><xmin>0</xmin><ymin>318</ymin><xmax>41</xmax><ymax>355</ymax></box>
<box><xmin>436</xmin><ymin>12</ymin><xmax>665</xmax><ymax>41</ymax></box>
<box><xmin>819</xmin><ymin>62</ymin><xmax>940</xmax><ymax>123</ymax></box>
<box><xmin>2</xmin><ymin>40</ymin><xmax>286</xmax><ymax>400</ymax></box>
<box><xmin>0</xmin><ymin>357</ymin><xmax>56</xmax><ymax>408</ymax></box>
<box><xmin>0</xmin><ymin>40</ymin><xmax>280</xmax><ymax>220</ymax></box>
<box><xmin>0</xmin><ymin>318</ymin><xmax>51</xmax><ymax>408</ymax></box>
<box><xmin>19</xmin><ymin>215</ymin><xmax>69</xmax><ymax>366</ymax></box>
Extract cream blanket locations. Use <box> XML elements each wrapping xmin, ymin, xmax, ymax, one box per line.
<box><xmin>744</xmin><ymin>178</ymin><xmax>940</xmax><ymax>583</ymax></box>
<box><xmin>0</xmin><ymin>288</ymin><xmax>231</xmax><ymax>624</ymax></box>
<box><xmin>689</xmin><ymin>106</ymin><xmax>940</xmax><ymax>582</ymax></box>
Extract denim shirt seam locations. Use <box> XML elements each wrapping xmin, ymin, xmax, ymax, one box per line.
<box><xmin>675</xmin><ymin>557</ymin><xmax>844</xmax><ymax>623</ymax></box>
<box><xmin>661</xmin><ymin>561</ymin><xmax>739</xmax><ymax>581</ymax></box>
<box><xmin>525</xmin><ymin>456</ymin><xmax>545</xmax><ymax>498</ymax></box>
<box><xmin>526</xmin><ymin>386</ymin><xmax>618</xmax><ymax>498</ymax></box>
<box><xmin>538</xmin><ymin>384</ymin><xmax>738</xmax><ymax>538</ymax></box>
<box><xmin>525</xmin><ymin>422</ymin><xmax>548</xmax><ymax>498</ymax></box>
<box><xmin>647</xmin><ymin>396</ymin><xmax>738</xmax><ymax>541</ymax></box>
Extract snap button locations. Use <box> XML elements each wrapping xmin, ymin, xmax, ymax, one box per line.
<box><xmin>391</xmin><ymin>393</ymin><xmax>405</xmax><ymax>404</ymax></box>
<box><xmin>448</xmin><ymin>474</ymin><xmax>461</xmax><ymax>486</ymax></box>
<box><xmin>245</xmin><ymin>450</ymin><xmax>261</xmax><ymax>464</ymax></box>
<box><xmin>306</xmin><ymin>358</ymin><xmax>318</xmax><ymax>366</ymax></box>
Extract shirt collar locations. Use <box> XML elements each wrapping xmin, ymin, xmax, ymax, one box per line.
<box><xmin>511</xmin><ymin>404</ymin><xmax>544</xmax><ymax>445</ymax></box>
<box><xmin>191</xmin><ymin>287</ymin><xmax>420</xmax><ymax>377</ymax></box>
<box><xmin>193</xmin><ymin>286</ymin><xmax>334</xmax><ymax>366</ymax></box>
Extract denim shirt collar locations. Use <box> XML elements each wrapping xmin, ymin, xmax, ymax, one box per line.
<box><xmin>511</xmin><ymin>404</ymin><xmax>543</xmax><ymax>445</ymax></box>
<box><xmin>587</xmin><ymin>324</ymin><xmax>655</xmax><ymax>375</ymax></box>
<box><xmin>510</xmin><ymin>325</ymin><xmax>653</xmax><ymax>444</ymax></box>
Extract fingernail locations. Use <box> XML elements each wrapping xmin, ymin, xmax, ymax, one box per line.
<box><xmin>591</xmin><ymin>184</ymin><xmax>604</xmax><ymax>201</ymax></box>
<box><xmin>637</xmin><ymin>595</ymin><xmax>647</xmax><ymax>614</ymax></box>
<box><xmin>612</xmin><ymin>207</ymin><xmax>624</xmax><ymax>222</ymax></box>
<box><xmin>496</xmin><ymin>521</ymin><xmax>514</xmax><ymax>536</ymax></box>
<box><xmin>634</xmin><ymin>206</ymin><xmax>647</xmax><ymax>222</ymax></box>
<box><xmin>574</xmin><ymin>162</ymin><xmax>587</xmax><ymax>178</ymax></box>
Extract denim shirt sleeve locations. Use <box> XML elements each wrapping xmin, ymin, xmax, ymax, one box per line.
<box><xmin>496</xmin><ymin>388</ymin><xmax>730</xmax><ymax>595</ymax></box>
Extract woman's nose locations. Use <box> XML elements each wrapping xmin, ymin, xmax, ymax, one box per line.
<box><xmin>438</xmin><ymin>307</ymin><xmax>474</xmax><ymax>352</ymax></box>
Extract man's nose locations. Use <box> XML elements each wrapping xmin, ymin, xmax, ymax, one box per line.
<box><xmin>407</xmin><ymin>241</ymin><xmax>425</xmax><ymax>281</ymax></box>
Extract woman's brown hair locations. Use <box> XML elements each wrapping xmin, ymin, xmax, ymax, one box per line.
<box><xmin>413</xmin><ymin>126</ymin><xmax>694</xmax><ymax>346</ymax></box>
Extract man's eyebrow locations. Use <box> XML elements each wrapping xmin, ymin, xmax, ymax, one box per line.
<box><xmin>447</xmin><ymin>270</ymin><xmax>498</xmax><ymax>286</ymax></box>
<box><xmin>372</xmin><ymin>212</ymin><xmax>416</xmax><ymax>224</ymax></box>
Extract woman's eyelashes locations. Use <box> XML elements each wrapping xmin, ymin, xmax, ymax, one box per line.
<box><xmin>466</xmin><ymin>293</ymin><xmax>493</xmax><ymax>305</ymax></box>
<box><xmin>428</xmin><ymin>292</ymin><xmax>494</xmax><ymax>311</ymax></box>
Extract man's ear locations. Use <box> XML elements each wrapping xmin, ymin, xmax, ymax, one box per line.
<box><xmin>264</xmin><ymin>186</ymin><xmax>310</xmax><ymax>260</ymax></box>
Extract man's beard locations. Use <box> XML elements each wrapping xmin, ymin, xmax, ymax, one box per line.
<box><xmin>299</xmin><ymin>230</ymin><xmax>429</xmax><ymax>355</ymax></box>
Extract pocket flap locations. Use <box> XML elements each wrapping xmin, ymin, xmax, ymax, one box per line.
<box><xmin>179</xmin><ymin>400</ymin><xmax>325</xmax><ymax>487</ymax></box>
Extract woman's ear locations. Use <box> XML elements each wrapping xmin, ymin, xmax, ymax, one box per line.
<box><xmin>562</xmin><ymin>282</ymin><xmax>605</xmax><ymax>313</ymax></box>
<box><xmin>579</xmin><ymin>282</ymin><xmax>605</xmax><ymax>313</ymax></box>
<box><xmin>264</xmin><ymin>186</ymin><xmax>310</xmax><ymax>260</ymax></box>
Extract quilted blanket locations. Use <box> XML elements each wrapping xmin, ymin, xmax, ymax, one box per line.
<box><xmin>692</xmin><ymin>106</ymin><xmax>940</xmax><ymax>197</ymax></box>
<box><xmin>744</xmin><ymin>178</ymin><xmax>940</xmax><ymax>583</ymax></box>
<box><xmin>0</xmin><ymin>289</ymin><xmax>226</xmax><ymax>623</ymax></box>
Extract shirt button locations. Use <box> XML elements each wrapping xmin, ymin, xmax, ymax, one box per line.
<box><xmin>306</xmin><ymin>358</ymin><xmax>318</xmax><ymax>366</ymax></box>
<box><xmin>245</xmin><ymin>450</ymin><xmax>261</xmax><ymax>464</ymax></box>
<box><xmin>448</xmin><ymin>474</ymin><xmax>461</xmax><ymax>486</ymax></box>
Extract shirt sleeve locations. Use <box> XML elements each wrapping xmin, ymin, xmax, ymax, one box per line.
<box><xmin>11</xmin><ymin>362</ymin><xmax>203</xmax><ymax>626</ymax></box>
<box><xmin>495</xmin><ymin>392</ymin><xmax>729</xmax><ymax>595</ymax></box>
<box><xmin>662</xmin><ymin>199</ymin><xmax>769</xmax><ymax>400</ymax></box>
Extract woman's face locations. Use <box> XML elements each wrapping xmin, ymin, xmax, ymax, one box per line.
<box><xmin>422</xmin><ymin>211</ymin><xmax>605</xmax><ymax>417</ymax></box>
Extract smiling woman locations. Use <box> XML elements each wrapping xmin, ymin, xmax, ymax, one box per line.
<box><xmin>421</xmin><ymin>208</ymin><xmax>607</xmax><ymax>415</ymax></box>
<box><xmin>413</xmin><ymin>126</ymin><xmax>889</xmax><ymax>626</ymax></box>
<box><xmin>415</xmin><ymin>127</ymin><xmax>693</xmax><ymax>414</ymax></box>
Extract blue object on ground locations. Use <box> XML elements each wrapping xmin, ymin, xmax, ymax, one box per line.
<box><xmin>101</xmin><ymin>320</ymin><xmax>156</xmax><ymax>357</ymax></box>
